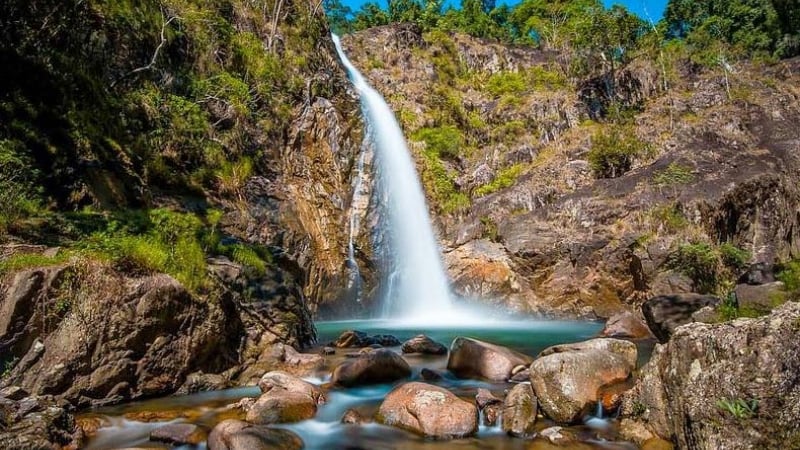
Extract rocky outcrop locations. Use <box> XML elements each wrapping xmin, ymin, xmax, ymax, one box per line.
<box><xmin>0</xmin><ymin>260</ymin><xmax>318</xmax><ymax>408</ymax></box>
<box><xmin>530</xmin><ymin>339</ymin><xmax>637</xmax><ymax>423</ymax></box>
<box><xmin>207</xmin><ymin>419</ymin><xmax>303</xmax><ymax>450</ymax></box>
<box><xmin>331</xmin><ymin>349</ymin><xmax>411</xmax><ymax>387</ymax></box>
<box><xmin>401</xmin><ymin>334</ymin><xmax>447</xmax><ymax>355</ymax></box>
<box><xmin>642</xmin><ymin>294</ymin><xmax>722</xmax><ymax>342</ymax></box>
<box><xmin>502</xmin><ymin>383</ymin><xmax>538</xmax><ymax>437</ymax></box>
<box><xmin>734</xmin><ymin>282</ymin><xmax>786</xmax><ymax>315</ymax></box>
<box><xmin>332</xmin><ymin>330</ymin><xmax>401</xmax><ymax>348</ymax></box>
<box><xmin>621</xmin><ymin>302</ymin><xmax>800</xmax><ymax>450</ymax></box>
<box><xmin>0</xmin><ymin>392</ymin><xmax>75</xmax><ymax>450</ymax></box>
<box><xmin>447</xmin><ymin>337</ymin><xmax>533</xmax><ymax>381</ymax></box>
<box><xmin>377</xmin><ymin>382</ymin><xmax>478</xmax><ymax>439</ymax></box>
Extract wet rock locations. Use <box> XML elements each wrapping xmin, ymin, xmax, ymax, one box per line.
<box><xmin>734</xmin><ymin>281</ymin><xmax>786</xmax><ymax>314</ymax></box>
<box><xmin>341</xmin><ymin>408</ymin><xmax>366</xmax><ymax>424</ymax></box>
<box><xmin>377</xmin><ymin>382</ymin><xmax>478</xmax><ymax>439</ymax></box>
<box><xmin>530</xmin><ymin>339</ymin><xmax>636</xmax><ymax>423</ymax></box>
<box><xmin>0</xmin><ymin>395</ymin><xmax>75</xmax><ymax>450</ymax></box>
<box><xmin>177</xmin><ymin>372</ymin><xmax>230</xmax><ymax>395</ymax></box>
<box><xmin>76</xmin><ymin>415</ymin><xmax>110</xmax><ymax>439</ymax></box>
<box><xmin>420</xmin><ymin>368</ymin><xmax>443</xmax><ymax>381</ymax></box>
<box><xmin>447</xmin><ymin>337</ymin><xmax>533</xmax><ymax>381</ymax></box>
<box><xmin>372</xmin><ymin>334</ymin><xmax>401</xmax><ymax>346</ymax></box>
<box><xmin>537</xmin><ymin>338</ymin><xmax>638</xmax><ymax>369</ymax></box>
<box><xmin>320</xmin><ymin>346</ymin><xmax>336</xmax><ymax>355</ymax></box>
<box><xmin>331</xmin><ymin>349</ymin><xmax>411</xmax><ymax>387</ymax></box>
<box><xmin>510</xmin><ymin>369</ymin><xmax>530</xmax><ymax>382</ymax></box>
<box><xmin>401</xmin><ymin>334</ymin><xmax>448</xmax><ymax>355</ymax></box>
<box><xmin>150</xmin><ymin>423</ymin><xmax>206</xmax><ymax>445</ymax></box>
<box><xmin>476</xmin><ymin>388</ymin><xmax>503</xmax><ymax>426</ymax></box>
<box><xmin>502</xmin><ymin>383</ymin><xmax>538</xmax><ymax>437</ymax></box>
<box><xmin>600</xmin><ymin>311</ymin><xmax>653</xmax><ymax>339</ymax></box>
<box><xmin>257</xmin><ymin>371</ymin><xmax>325</xmax><ymax>404</ymax></box>
<box><xmin>737</xmin><ymin>263</ymin><xmax>774</xmax><ymax>285</ymax></box>
<box><xmin>334</xmin><ymin>330</ymin><xmax>372</xmax><ymax>348</ymax></box>
<box><xmin>621</xmin><ymin>302</ymin><xmax>800</xmax><ymax>450</ymax></box>
<box><xmin>208</xmin><ymin>419</ymin><xmax>303</xmax><ymax>450</ymax></box>
<box><xmin>642</xmin><ymin>293</ymin><xmax>722</xmax><ymax>343</ymax></box>
<box><xmin>539</xmin><ymin>426</ymin><xmax>565</xmax><ymax>443</ymax></box>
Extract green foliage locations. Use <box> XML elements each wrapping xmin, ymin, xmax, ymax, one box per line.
<box><xmin>487</xmin><ymin>71</ymin><xmax>528</xmax><ymax>97</ymax></box>
<box><xmin>650</xmin><ymin>204</ymin><xmax>689</xmax><ymax>233</ymax></box>
<box><xmin>716</xmin><ymin>398</ymin><xmax>759</xmax><ymax>420</ymax></box>
<box><xmin>0</xmin><ymin>140</ymin><xmax>43</xmax><ymax>232</ymax></box>
<box><xmin>653</xmin><ymin>163</ymin><xmax>695</xmax><ymax>186</ymax></box>
<box><xmin>669</xmin><ymin>242</ymin><xmax>751</xmax><ymax>294</ymax></box>
<box><xmin>413</xmin><ymin>126</ymin><xmax>464</xmax><ymax>159</ymax></box>
<box><xmin>588</xmin><ymin>126</ymin><xmax>647</xmax><ymax>178</ymax></box>
<box><xmin>0</xmin><ymin>252</ymin><xmax>70</xmax><ymax>275</ymax></box>
<box><xmin>419</xmin><ymin>148</ymin><xmax>470</xmax><ymax>214</ymax></box>
<box><xmin>475</xmin><ymin>164</ymin><xmax>525</xmax><ymax>196</ymax></box>
<box><xmin>481</xmin><ymin>216</ymin><xmax>499</xmax><ymax>242</ymax></box>
<box><xmin>777</xmin><ymin>261</ymin><xmax>800</xmax><ymax>292</ymax></box>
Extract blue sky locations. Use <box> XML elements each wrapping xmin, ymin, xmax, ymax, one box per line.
<box><xmin>341</xmin><ymin>0</ymin><xmax>668</xmax><ymax>21</ymax></box>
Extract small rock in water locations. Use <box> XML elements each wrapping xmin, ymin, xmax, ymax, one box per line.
<box><xmin>420</xmin><ymin>368</ymin><xmax>442</xmax><ymax>381</ymax></box>
<box><xmin>510</xmin><ymin>369</ymin><xmax>530</xmax><ymax>382</ymax></box>
<box><xmin>540</xmin><ymin>426</ymin><xmax>564</xmax><ymax>443</ymax></box>
<box><xmin>334</xmin><ymin>330</ymin><xmax>372</xmax><ymax>348</ymax></box>
<box><xmin>476</xmin><ymin>388</ymin><xmax>503</xmax><ymax>426</ymax></box>
<box><xmin>372</xmin><ymin>334</ymin><xmax>401</xmax><ymax>346</ymax></box>
<box><xmin>600</xmin><ymin>311</ymin><xmax>653</xmax><ymax>339</ymax></box>
<box><xmin>150</xmin><ymin>423</ymin><xmax>206</xmax><ymax>445</ymax></box>
<box><xmin>257</xmin><ymin>371</ymin><xmax>325</xmax><ymax>404</ymax></box>
<box><xmin>341</xmin><ymin>408</ymin><xmax>366</xmax><ymax>424</ymax></box>
<box><xmin>401</xmin><ymin>334</ymin><xmax>448</xmax><ymax>355</ymax></box>
<box><xmin>320</xmin><ymin>346</ymin><xmax>336</xmax><ymax>356</ymax></box>
<box><xmin>207</xmin><ymin>419</ymin><xmax>303</xmax><ymax>450</ymax></box>
<box><xmin>245</xmin><ymin>391</ymin><xmax>317</xmax><ymax>424</ymax></box>
<box><xmin>332</xmin><ymin>349</ymin><xmax>411</xmax><ymax>387</ymax></box>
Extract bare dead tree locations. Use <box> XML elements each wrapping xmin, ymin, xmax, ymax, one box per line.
<box><xmin>267</xmin><ymin>0</ymin><xmax>285</xmax><ymax>52</ymax></box>
<box><xmin>129</xmin><ymin>8</ymin><xmax>180</xmax><ymax>75</ymax></box>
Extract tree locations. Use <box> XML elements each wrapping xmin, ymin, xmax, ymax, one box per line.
<box><xmin>324</xmin><ymin>0</ymin><xmax>353</xmax><ymax>35</ymax></box>
<box><xmin>352</xmin><ymin>2</ymin><xmax>389</xmax><ymax>31</ymax></box>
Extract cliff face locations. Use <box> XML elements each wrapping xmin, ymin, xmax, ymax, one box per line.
<box><xmin>0</xmin><ymin>0</ymin><xmax>382</xmax><ymax>406</ymax></box>
<box><xmin>342</xmin><ymin>24</ymin><xmax>800</xmax><ymax>318</ymax></box>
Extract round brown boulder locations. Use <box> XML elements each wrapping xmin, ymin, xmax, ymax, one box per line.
<box><xmin>447</xmin><ymin>337</ymin><xmax>533</xmax><ymax>381</ymax></box>
<box><xmin>600</xmin><ymin>311</ymin><xmax>653</xmax><ymax>340</ymax></box>
<box><xmin>245</xmin><ymin>390</ymin><xmax>317</xmax><ymax>424</ymax></box>
<box><xmin>257</xmin><ymin>371</ymin><xmax>325</xmax><ymax>404</ymax></box>
<box><xmin>331</xmin><ymin>349</ymin><xmax>411</xmax><ymax>387</ymax></box>
<box><xmin>401</xmin><ymin>335</ymin><xmax>448</xmax><ymax>355</ymax></box>
<box><xmin>377</xmin><ymin>382</ymin><xmax>478</xmax><ymax>439</ymax></box>
<box><xmin>502</xmin><ymin>383</ymin><xmax>538</xmax><ymax>437</ymax></box>
<box><xmin>150</xmin><ymin>423</ymin><xmax>206</xmax><ymax>445</ymax></box>
<box><xmin>208</xmin><ymin>419</ymin><xmax>303</xmax><ymax>450</ymax></box>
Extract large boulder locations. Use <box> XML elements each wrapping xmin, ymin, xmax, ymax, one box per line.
<box><xmin>401</xmin><ymin>335</ymin><xmax>448</xmax><ymax>355</ymax></box>
<box><xmin>502</xmin><ymin>383</ymin><xmax>538</xmax><ymax>437</ymax></box>
<box><xmin>642</xmin><ymin>294</ymin><xmax>722</xmax><ymax>343</ymax></box>
<box><xmin>621</xmin><ymin>302</ymin><xmax>800</xmax><ymax>450</ymax></box>
<box><xmin>333</xmin><ymin>330</ymin><xmax>400</xmax><ymax>348</ymax></box>
<box><xmin>207</xmin><ymin>419</ymin><xmax>303</xmax><ymax>450</ymax></box>
<box><xmin>376</xmin><ymin>382</ymin><xmax>478</xmax><ymax>439</ymax></box>
<box><xmin>600</xmin><ymin>311</ymin><xmax>653</xmax><ymax>339</ymax></box>
<box><xmin>447</xmin><ymin>337</ymin><xmax>533</xmax><ymax>381</ymax></box>
<box><xmin>530</xmin><ymin>339</ymin><xmax>637</xmax><ymax>423</ymax></box>
<box><xmin>331</xmin><ymin>349</ymin><xmax>411</xmax><ymax>387</ymax></box>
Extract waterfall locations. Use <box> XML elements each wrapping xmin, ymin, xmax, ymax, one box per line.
<box><xmin>332</xmin><ymin>34</ymin><xmax>453</xmax><ymax>320</ymax></box>
<box><xmin>345</xmin><ymin>140</ymin><xmax>369</xmax><ymax>302</ymax></box>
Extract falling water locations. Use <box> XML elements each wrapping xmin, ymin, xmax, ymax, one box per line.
<box><xmin>345</xmin><ymin>142</ymin><xmax>369</xmax><ymax>301</ymax></box>
<box><xmin>332</xmin><ymin>35</ymin><xmax>453</xmax><ymax>320</ymax></box>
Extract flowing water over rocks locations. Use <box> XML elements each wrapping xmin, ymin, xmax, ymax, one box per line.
<box><xmin>76</xmin><ymin>320</ymin><xmax>657</xmax><ymax>449</ymax></box>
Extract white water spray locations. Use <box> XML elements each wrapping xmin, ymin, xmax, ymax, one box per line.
<box><xmin>332</xmin><ymin>35</ymin><xmax>453</xmax><ymax>321</ymax></box>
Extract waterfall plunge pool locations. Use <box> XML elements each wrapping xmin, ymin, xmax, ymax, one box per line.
<box><xmin>81</xmin><ymin>319</ymin><xmax>655</xmax><ymax>450</ymax></box>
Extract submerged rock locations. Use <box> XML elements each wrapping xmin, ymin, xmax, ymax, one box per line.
<box><xmin>331</xmin><ymin>349</ymin><xmax>411</xmax><ymax>387</ymax></box>
<box><xmin>600</xmin><ymin>311</ymin><xmax>653</xmax><ymax>339</ymax></box>
<box><xmin>341</xmin><ymin>408</ymin><xmax>367</xmax><ymax>424</ymax></box>
<box><xmin>447</xmin><ymin>337</ymin><xmax>533</xmax><ymax>381</ymax></box>
<box><xmin>150</xmin><ymin>423</ymin><xmax>206</xmax><ymax>445</ymax></box>
<box><xmin>207</xmin><ymin>419</ymin><xmax>303</xmax><ymax>450</ymax></box>
<box><xmin>257</xmin><ymin>371</ymin><xmax>325</xmax><ymax>404</ymax></box>
<box><xmin>401</xmin><ymin>334</ymin><xmax>448</xmax><ymax>355</ymax></box>
<box><xmin>333</xmin><ymin>330</ymin><xmax>400</xmax><ymax>348</ymax></box>
<box><xmin>642</xmin><ymin>293</ymin><xmax>721</xmax><ymax>342</ymax></box>
<box><xmin>420</xmin><ymin>368</ymin><xmax>443</xmax><ymax>381</ymax></box>
<box><xmin>530</xmin><ymin>339</ymin><xmax>636</xmax><ymax>423</ymax></box>
<box><xmin>502</xmin><ymin>383</ymin><xmax>538</xmax><ymax>437</ymax></box>
<box><xmin>475</xmin><ymin>388</ymin><xmax>503</xmax><ymax>426</ymax></box>
<box><xmin>621</xmin><ymin>302</ymin><xmax>800</xmax><ymax>450</ymax></box>
<box><xmin>377</xmin><ymin>382</ymin><xmax>478</xmax><ymax>439</ymax></box>
<box><xmin>246</xmin><ymin>372</ymin><xmax>323</xmax><ymax>424</ymax></box>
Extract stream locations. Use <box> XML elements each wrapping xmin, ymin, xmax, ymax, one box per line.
<box><xmin>82</xmin><ymin>319</ymin><xmax>652</xmax><ymax>449</ymax></box>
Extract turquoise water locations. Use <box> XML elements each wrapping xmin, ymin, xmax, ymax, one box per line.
<box><xmin>83</xmin><ymin>319</ymin><xmax>648</xmax><ymax>450</ymax></box>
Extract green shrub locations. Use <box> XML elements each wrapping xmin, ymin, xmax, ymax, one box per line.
<box><xmin>588</xmin><ymin>127</ymin><xmax>647</xmax><ymax>178</ymax></box>
<box><xmin>669</xmin><ymin>242</ymin><xmax>750</xmax><ymax>294</ymax></box>
<box><xmin>720</xmin><ymin>243</ymin><xmax>750</xmax><ymax>271</ymax></box>
<box><xmin>650</xmin><ymin>204</ymin><xmax>688</xmax><ymax>233</ymax></box>
<box><xmin>0</xmin><ymin>252</ymin><xmax>70</xmax><ymax>275</ymax></box>
<box><xmin>777</xmin><ymin>261</ymin><xmax>800</xmax><ymax>293</ymax></box>
<box><xmin>413</xmin><ymin>126</ymin><xmax>464</xmax><ymax>159</ymax></box>
<box><xmin>653</xmin><ymin>163</ymin><xmax>695</xmax><ymax>186</ymax></box>
<box><xmin>487</xmin><ymin>71</ymin><xmax>527</xmax><ymax>97</ymax></box>
<box><xmin>475</xmin><ymin>164</ymin><xmax>525</xmax><ymax>197</ymax></box>
<box><xmin>481</xmin><ymin>216</ymin><xmax>499</xmax><ymax>242</ymax></box>
<box><xmin>527</xmin><ymin>66</ymin><xmax>568</xmax><ymax>91</ymax></box>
